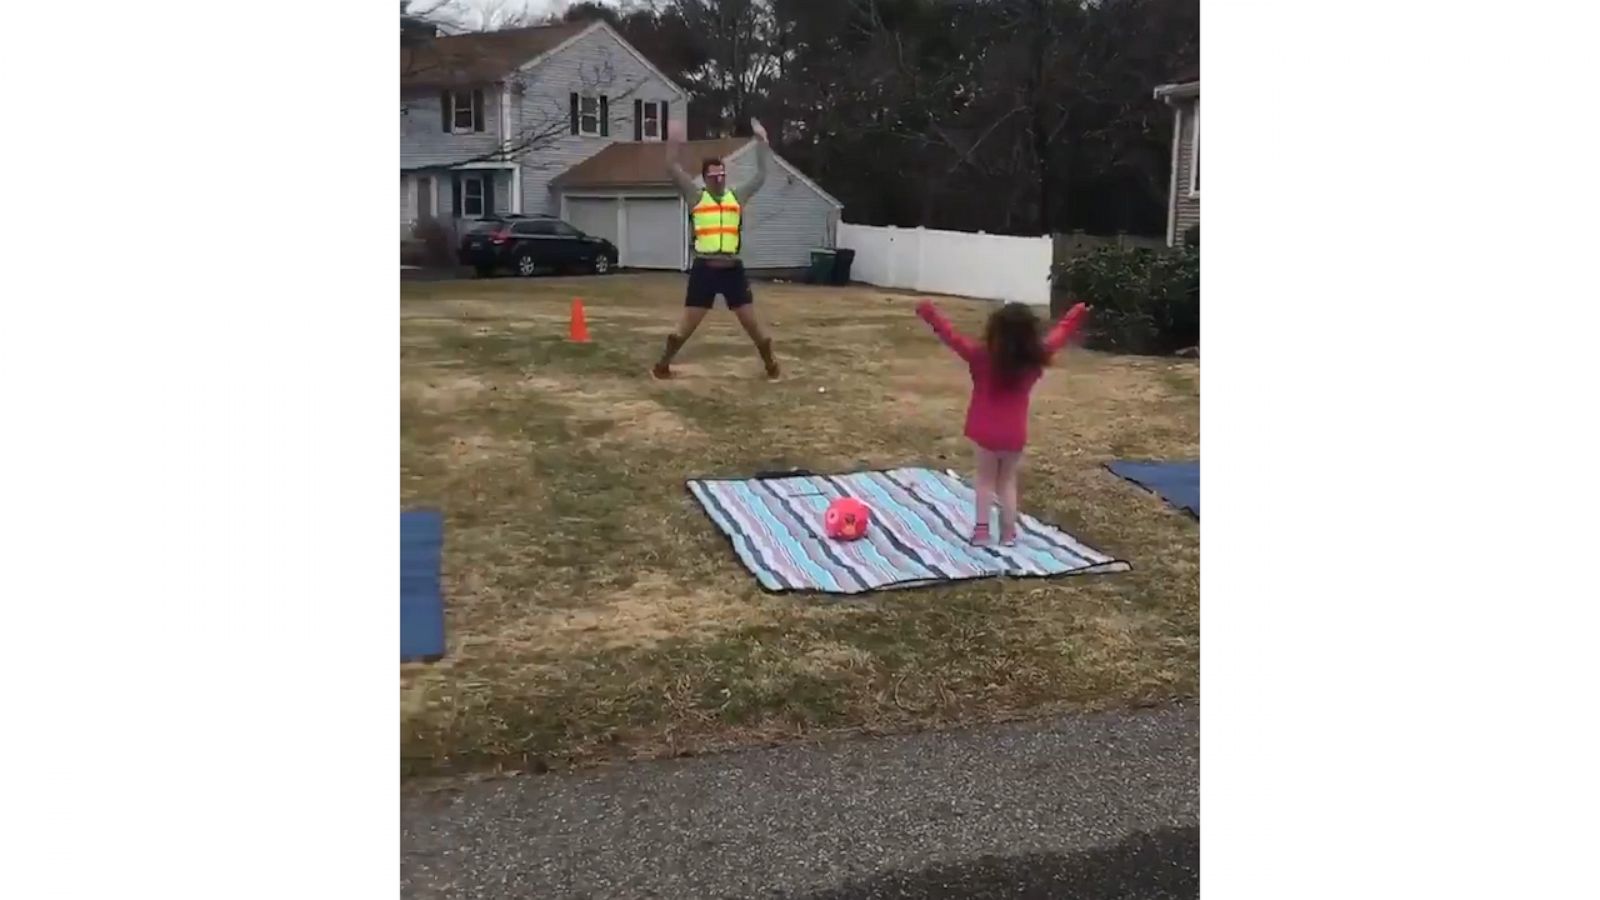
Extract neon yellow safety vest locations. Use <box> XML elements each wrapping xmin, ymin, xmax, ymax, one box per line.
<box><xmin>691</xmin><ymin>189</ymin><xmax>741</xmax><ymax>255</ymax></box>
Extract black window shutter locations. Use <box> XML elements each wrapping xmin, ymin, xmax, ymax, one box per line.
<box><xmin>569</xmin><ymin>93</ymin><xmax>579</xmax><ymax>135</ymax></box>
<box><xmin>451</xmin><ymin>175</ymin><xmax>462</xmax><ymax>216</ymax></box>
<box><xmin>634</xmin><ymin>100</ymin><xmax>643</xmax><ymax>141</ymax></box>
<box><xmin>441</xmin><ymin>91</ymin><xmax>450</xmax><ymax>132</ymax></box>
<box><xmin>660</xmin><ymin>103</ymin><xmax>669</xmax><ymax>142</ymax></box>
<box><xmin>472</xmin><ymin>89</ymin><xmax>485</xmax><ymax>132</ymax></box>
<box><xmin>599</xmin><ymin>96</ymin><xmax>609</xmax><ymax>137</ymax></box>
<box><xmin>484</xmin><ymin>177</ymin><xmax>495</xmax><ymax>216</ymax></box>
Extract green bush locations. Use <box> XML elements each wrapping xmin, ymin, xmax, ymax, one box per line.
<box><xmin>1052</xmin><ymin>245</ymin><xmax>1199</xmax><ymax>355</ymax></box>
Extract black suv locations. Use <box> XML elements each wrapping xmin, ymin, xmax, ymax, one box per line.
<box><xmin>457</xmin><ymin>214</ymin><xmax>619</xmax><ymax>277</ymax></box>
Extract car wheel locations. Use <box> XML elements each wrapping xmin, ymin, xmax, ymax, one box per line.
<box><xmin>516</xmin><ymin>252</ymin><xmax>538</xmax><ymax>277</ymax></box>
<box><xmin>594</xmin><ymin>254</ymin><xmax>612</xmax><ymax>275</ymax></box>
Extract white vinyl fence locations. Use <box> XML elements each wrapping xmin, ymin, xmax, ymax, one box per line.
<box><xmin>835</xmin><ymin>223</ymin><xmax>1054</xmax><ymax>306</ymax></box>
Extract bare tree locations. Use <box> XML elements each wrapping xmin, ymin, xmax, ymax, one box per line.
<box><xmin>834</xmin><ymin>0</ymin><xmax>1032</xmax><ymax>223</ymax></box>
<box><xmin>667</xmin><ymin>0</ymin><xmax>782</xmax><ymax>136</ymax></box>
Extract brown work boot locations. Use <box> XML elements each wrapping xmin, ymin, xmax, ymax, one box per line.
<box><xmin>756</xmin><ymin>337</ymin><xmax>780</xmax><ymax>380</ymax></box>
<box><xmin>652</xmin><ymin>334</ymin><xmax>685</xmax><ymax>380</ymax></box>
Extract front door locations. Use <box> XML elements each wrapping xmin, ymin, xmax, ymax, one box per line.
<box><xmin>417</xmin><ymin>176</ymin><xmax>434</xmax><ymax>220</ymax></box>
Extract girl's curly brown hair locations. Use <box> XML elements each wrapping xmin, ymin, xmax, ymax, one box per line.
<box><xmin>984</xmin><ymin>302</ymin><xmax>1050</xmax><ymax>387</ymax></box>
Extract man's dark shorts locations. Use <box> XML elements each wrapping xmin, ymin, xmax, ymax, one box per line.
<box><xmin>685</xmin><ymin>258</ymin><xmax>753</xmax><ymax>310</ymax></box>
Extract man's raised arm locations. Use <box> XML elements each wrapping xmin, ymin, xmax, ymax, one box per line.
<box><xmin>734</xmin><ymin>118</ymin><xmax>771</xmax><ymax>201</ymax></box>
<box><xmin>666</xmin><ymin>151</ymin><xmax>701</xmax><ymax>205</ymax></box>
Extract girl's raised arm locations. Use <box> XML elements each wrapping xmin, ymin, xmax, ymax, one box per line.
<box><xmin>1043</xmin><ymin>302</ymin><xmax>1091</xmax><ymax>354</ymax></box>
<box><xmin>916</xmin><ymin>300</ymin><xmax>983</xmax><ymax>364</ymax></box>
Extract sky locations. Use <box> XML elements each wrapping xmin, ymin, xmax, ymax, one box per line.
<box><xmin>419</xmin><ymin>0</ymin><xmax>616</xmax><ymax>31</ymax></box>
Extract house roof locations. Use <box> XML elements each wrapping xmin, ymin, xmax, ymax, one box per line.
<box><xmin>400</xmin><ymin>22</ymin><xmax>591</xmax><ymax>88</ymax></box>
<box><xmin>555</xmin><ymin>139</ymin><xmax>845</xmax><ymax>208</ymax></box>
<box><xmin>1153</xmin><ymin>80</ymin><xmax>1199</xmax><ymax>102</ymax></box>
<box><xmin>401</xmin><ymin>20</ymin><xmax>688</xmax><ymax>99</ymax></box>
<box><xmin>554</xmin><ymin>139</ymin><xmax>753</xmax><ymax>189</ymax></box>
<box><xmin>1153</xmin><ymin>65</ymin><xmax>1199</xmax><ymax>101</ymax></box>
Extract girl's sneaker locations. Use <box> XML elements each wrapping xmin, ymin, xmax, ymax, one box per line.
<box><xmin>999</xmin><ymin>528</ymin><xmax>1019</xmax><ymax>547</ymax></box>
<box><xmin>970</xmin><ymin>524</ymin><xmax>991</xmax><ymax>545</ymax></box>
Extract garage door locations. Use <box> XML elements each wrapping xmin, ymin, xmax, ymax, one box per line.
<box><xmin>565</xmin><ymin>197</ymin><xmax>619</xmax><ymax>246</ymax></box>
<box><xmin>623</xmin><ymin>198</ymin><xmax>686</xmax><ymax>269</ymax></box>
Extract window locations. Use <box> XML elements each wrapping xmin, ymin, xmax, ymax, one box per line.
<box><xmin>450</xmin><ymin>91</ymin><xmax>482</xmax><ymax>133</ymax></box>
<box><xmin>1188</xmin><ymin>100</ymin><xmax>1200</xmax><ymax>197</ymax></box>
<box><xmin>633</xmin><ymin>99</ymin><xmax>668</xmax><ymax>142</ymax></box>
<box><xmin>571</xmin><ymin>92</ymin><xmax>610</xmax><ymax>137</ymax></box>
<box><xmin>513</xmin><ymin>220</ymin><xmax>558</xmax><ymax>236</ymax></box>
<box><xmin>462</xmin><ymin>176</ymin><xmax>485</xmax><ymax>218</ymax></box>
<box><xmin>642</xmin><ymin>101</ymin><xmax>663</xmax><ymax>139</ymax></box>
<box><xmin>579</xmin><ymin>95</ymin><xmax>600</xmax><ymax>136</ymax></box>
<box><xmin>552</xmin><ymin>221</ymin><xmax>582</xmax><ymax>237</ymax></box>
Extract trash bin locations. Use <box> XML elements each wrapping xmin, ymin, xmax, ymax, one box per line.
<box><xmin>830</xmin><ymin>247</ymin><xmax>856</xmax><ymax>285</ymax></box>
<box><xmin>808</xmin><ymin>249</ymin><xmax>836</xmax><ymax>284</ymax></box>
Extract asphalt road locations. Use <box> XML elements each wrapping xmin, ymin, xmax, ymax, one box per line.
<box><xmin>402</xmin><ymin>703</ymin><xmax>1198</xmax><ymax>899</ymax></box>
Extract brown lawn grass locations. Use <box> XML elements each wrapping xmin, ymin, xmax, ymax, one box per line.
<box><xmin>401</xmin><ymin>272</ymin><xmax>1198</xmax><ymax>778</ymax></box>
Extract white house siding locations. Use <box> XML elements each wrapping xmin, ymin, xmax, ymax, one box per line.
<box><xmin>494</xmin><ymin>174</ymin><xmax>512</xmax><ymax>215</ymax></box>
<box><xmin>401</xmin><ymin>173</ymin><xmax>417</xmax><ymax>236</ymax></box>
<box><xmin>719</xmin><ymin>149</ymin><xmax>841</xmax><ymax>269</ymax></box>
<box><xmin>509</xmin><ymin>27</ymin><xmax>687</xmax><ymax>216</ymax></box>
<box><xmin>400</xmin><ymin>89</ymin><xmax>503</xmax><ymax>170</ymax></box>
<box><xmin>437</xmin><ymin>176</ymin><xmax>453</xmax><ymax>221</ymax></box>
<box><xmin>1170</xmin><ymin>97</ymin><xmax>1199</xmax><ymax>243</ymax></box>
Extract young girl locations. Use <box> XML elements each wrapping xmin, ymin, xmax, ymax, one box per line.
<box><xmin>915</xmin><ymin>298</ymin><xmax>1090</xmax><ymax>545</ymax></box>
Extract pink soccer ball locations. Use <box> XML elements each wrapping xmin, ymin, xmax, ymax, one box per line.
<box><xmin>825</xmin><ymin>496</ymin><xmax>871</xmax><ymax>541</ymax></box>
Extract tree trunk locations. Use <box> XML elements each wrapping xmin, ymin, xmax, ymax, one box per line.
<box><xmin>1028</xmin><ymin>0</ymin><xmax>1055</xmax><ymax>234</ymax></box>
<box><xmin>1033</xmin><ymin>107</ymin><xmax>1053</xmax><ymax>234</ymax></box>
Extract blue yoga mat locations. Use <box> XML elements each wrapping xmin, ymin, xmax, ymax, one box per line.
<box><xmin>401</xmin><ymin>509</ymin><xmax>446</xmax><ymax>662</ymax></box>
<box><xmin>1106</xmin><ymin>460</ymin><xmax>1199</xmax><ymax>519</ymax></box>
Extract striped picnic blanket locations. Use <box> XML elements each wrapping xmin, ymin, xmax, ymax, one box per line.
<box><xmin>686</xmin><ymin>467</ymin><xmax>1130</xmax><ymax>595</ymax></box>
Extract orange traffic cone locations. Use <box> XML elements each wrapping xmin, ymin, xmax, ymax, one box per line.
<box><xmin>569</xmin><ymin>298</ymin><xmax>591</xmax><ymax>343</ymax></box>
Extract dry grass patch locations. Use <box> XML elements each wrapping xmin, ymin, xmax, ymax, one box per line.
<box><xmin>511</xmin><ymin>572</ymin><xmax>769</xmax><ymax>653</ymax></box>
<box><xmin>401</xmin><ymin>273</ymin><xmax>1198</xmax><ymax>778</ymax></box>
<box><xmin>403</xmin><ymin>373</ymin><xmax>496</xmax><ymax>412</ymax></box>
<box><xmin>521</xmin><ymin>374</ymin><xmax>704</xmax><ymax>446</ymax></box>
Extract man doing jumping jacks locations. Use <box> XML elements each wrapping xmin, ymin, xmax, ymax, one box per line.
<box><xmin>652</xmin><ymin>117</ymin><xmax>780</xmax><ymax>380</ymax></box>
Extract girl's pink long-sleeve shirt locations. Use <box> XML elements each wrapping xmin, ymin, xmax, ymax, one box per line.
<box><xmin>916</xmin><ymin>301</ymin><xmax>1088</xmax><ymax>453</ymax></box>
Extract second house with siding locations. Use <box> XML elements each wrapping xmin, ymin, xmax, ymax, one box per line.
<box><xmin>400</xmin><ymin>20</ymin><xmax>842</xmax><ymax>271</ymax></box>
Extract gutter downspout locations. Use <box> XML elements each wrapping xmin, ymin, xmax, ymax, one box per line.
<box><xmin>1163</xmin><ymin>102</ymin><xmax>1182</xmax><ymax>248</ymax></box>
<box><xmin>1154</xmin><ymin>85</ymin><xmax>1195</xmax><ymax>247</ymax></box>
<box><xmin>500</xmin><ymin>82</ymin><xmax>523</xmax><ymax>213</ymax></box>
